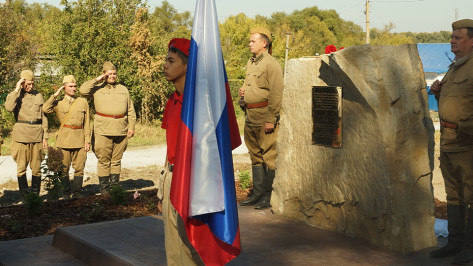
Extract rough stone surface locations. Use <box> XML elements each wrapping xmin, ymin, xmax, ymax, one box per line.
<box><xmin>273</xmin><ymin>44</ymin><xmax>437</xmax><ymax>253</ymax></box>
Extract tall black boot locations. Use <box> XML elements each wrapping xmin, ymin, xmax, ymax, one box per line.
<box><xmin>110</xmin><ymin>174</ymin><xmax>120</xmax><ymax>188</ymax></box>
<box><xmin>99</xmin><ymin>176</ymin><xmax>110</xmax><ymax>195</ymax></box>
<box><xmin>72</xmin><ymin>175</ymin><xmax>84</xmax><ymax>198</ymax></box>
<box><xmin>31</xmin><ymin>175</ymin><xmax>41</xmax><ymax>195</ymax></box>
<box><xmin>453</xmin><ymin>207</ymin><xmax>473</xmax><ymax>264</ymax></box>
<box><xmin>255</xmin><ymin>167</ymin><xmax>275</xmax><ymax>210</ymax></box>
<box><xmin>60</xmin><ymin>173</ymin><xmax>71</xmax><ymax>199</ymax></box>
<box><xmin>17</xmin><ymin>174</ymin><xmax>29</xmax><ymax>197</ymax></box>
<box><xmin>240</xmin><ymin>166</ymin><xmax>265</xmax><ymax>206</ymax></box>
<box><xmin>430</xmin><ymin>204</ymin><xmax>465</xmax><ymax>258</ymax></box>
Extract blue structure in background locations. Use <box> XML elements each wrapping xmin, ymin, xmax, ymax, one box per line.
<box><xmin>417</xmin><ymin>43</ymin><xmax>454</xmax><ymax>111</ymax></box>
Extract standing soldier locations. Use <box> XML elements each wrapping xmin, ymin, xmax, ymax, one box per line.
<box><xmin>239</xmin><ymin>27</ymin><xmax>284</xmax><ymax>210</ymax></box>
<box><xmin>79</xmin><ymin>62</ymin><xmax>136</xmax><ymax>195</ymax></box>
<box><xmin>429</xmin><ymin>19</ymin><xmax>473</xmax><ymax>265</ymax></box>
<box><xmin>5</xmin><ymin>70</ymin><xmax>48</xmax><ymax>196</ymax></box>
<box><xmin>43</xmin><ymin>75</ymin><xmax>91</xmax><ymax>199</ymax></box>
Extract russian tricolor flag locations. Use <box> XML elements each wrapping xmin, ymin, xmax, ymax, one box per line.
<box><xmin>170</xmin><ymin>0</ymin><xmax>242</xmax><ymax>265</ymax></box>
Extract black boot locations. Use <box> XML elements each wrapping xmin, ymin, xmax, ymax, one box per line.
<box><xmin>72</xmin><ymin>175</ymin><xmax>83</xmax><ymax>198</ymax></box>
<box><xmin>255</xmin><ymin>167</ymin><xmax>275</xmax><ymax>210</ymax></box>
<box><xmin>99</xmin><ymin>176</ymin><xmax>110</xmax><ymax>195</ymax></box>
<box><xmin>430</xmin><ymin>204</ymin><xmax>465</xmax><ymax>258</ymax></box>
<box><xmin>453</xmin><ymin>207</ymin><xmax>473</xmax><ymax>265</ymax></box>
<box><xmin>31</xmin><ymin>175</ymin><xmax>41</xmax><ymax>195</ymax></box>
<box><xmin>60</xmin><ymin>173</ymin><xmax>71</xmax><ymax>199</ymax></box>
<box><xmin>110</xmin><ymin>174</ymin><xmax>120</xmax><ymax>188</ymax></box>
<box><xmin>17</xmin><ymin>174</ymin><xmax>29</xmax><ymax>198</ymax></box>
<box><xmin>240</xmin><ymin>166</ymin><xmax>265</xmax><ymax>206</ymax></box>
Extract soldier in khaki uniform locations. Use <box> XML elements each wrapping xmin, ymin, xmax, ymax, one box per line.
<box><xmin>43</xmin><ymin>75</ymin><xmax>91</xmax><ymax>198</ymax></box>
<box><xmin>5</xmin><ymin>70</ymin><xmax>48</xmax><ymax>196</ymax></box>
<box><xmin>429</xmin><ymin>19</ymin><xmax>473</xmax><ymax>265</ymax></box>
<box><xmin>239</xmin><ymin>27</ymin><xmax>284</xmax><ymax>210</ymax></box>
<box><xmin>79</xmin><ymin>62</ymin><xmax>136</xmax><ymax>194</ymax></box>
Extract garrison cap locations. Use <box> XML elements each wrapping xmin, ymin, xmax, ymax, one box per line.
<box><xmin>168</xmin><ymin>38</ymin><xmax>191</xmax><ymax>57</ymax></box>
<box><xmin>251</xmin><ymin>27</ymin><xmax>272</xmax><ymax>43</ymax></box>
<box><xmin>452</xmin><ymin>19</ymin><xmax>473</xmax><ymax>30</ymax></box>
<box><xmin>102</xmin><ymin>61</ymin><xmax>116</xmax><ymax>71</ymax></box>
<box><xmin>63</xmin><ymin>75</ymin><xmax>76</xmax><ymax>84</ymax></box>
<box><xmin>20</xmin><ymin>70</ymin><xmax>34</xmax><ymax>81</ymax></box>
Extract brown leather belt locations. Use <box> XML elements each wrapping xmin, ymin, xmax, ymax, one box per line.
<box><xmin>96</xmin><ymin>112</ymin><xmax>125</xmax><ymax>119</ymax></box>
<box><xmin>441</xmin><ymin>121</ymin><xmax>458</xmax><ymax>129</ymax></box>
<box><xmin>63</xmin><ymin>124</ymin><xmax>83</xmax><ymax>129</ymax></box>
<box><xmin>16</xmin><ymin>120</ymin><xmax>42</xmax><ymax>125</ymax></box>
<box><xmin>246</xmin><ymin>101</ymin><xmax>268</xmax><ymax>109</ymax></box>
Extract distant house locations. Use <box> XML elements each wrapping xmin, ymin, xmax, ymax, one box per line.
<box><xmin>417</xmin><ymin>43</ymin><xmax>454</xmax><ymax>111</ymax></box>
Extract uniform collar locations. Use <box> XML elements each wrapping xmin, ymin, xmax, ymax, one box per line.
<box><xmin>64</xmin><ymin>95</ymin><xmax>75</xmax><ymax>103</ymax></box>
<box><xmin>451</xmin><ymin>51</ymin><xmax>473</xmax><ymax>68</ymax></box>
<box><xmin>251</xmin><ymin>50</ymin><xmax>269</xmax><ymax>64</ymax></box>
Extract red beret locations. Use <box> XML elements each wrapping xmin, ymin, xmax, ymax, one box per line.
<box><xmin>168</xmin><ymin>38</ymin><xmax>191</xmax><ymax>57</ymax></box>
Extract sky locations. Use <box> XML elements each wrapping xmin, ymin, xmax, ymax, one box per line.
<box><xmin>21</xmin><ymin>0</ymin><xmax>473</xmax><ymax>33</ymax></box>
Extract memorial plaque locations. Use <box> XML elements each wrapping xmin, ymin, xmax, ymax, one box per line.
<box><xmin>312</xmin><ymin>86</ymin><xmax>342</xmax><ymax>147</ymax></box>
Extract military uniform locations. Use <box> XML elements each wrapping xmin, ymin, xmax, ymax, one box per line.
<box><xmin>430</xmin><ymin>19</ymin><xmax>473</xmax><ymax>264</ymax></box>
<box><xmin>4</xmin><ymin>70</ymin><xmax>48</xmax><ymax>196</ymax></box>
<box><xmin>43</xmin><ymin>78</ymin><xmax>90</xmax><ymax>198</ymax></box>
<box><xmin>79</xmin><ymin>63</ymin><xmax>136</xmax><ymax>193</ymax></box>
<box><xmin>240</xmin><ymin>29</ymin><xmax>284</xmax><ymax>209</ymax></box>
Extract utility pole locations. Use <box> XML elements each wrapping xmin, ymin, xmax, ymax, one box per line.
<box><xmin>284</xmin><ymin>33</ymin><xmax>291</xmax><ymax>84</ymax></box>
<box><xmin>365</xmin><ymin>0</ymin><xmax>370</xmax><ymax>44</ymax></box>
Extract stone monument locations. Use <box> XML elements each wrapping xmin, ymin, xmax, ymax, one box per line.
<box><xmin>273</xmin><ymin>44</ymin><xmax>437</xmax><ymax>253</ymax></box>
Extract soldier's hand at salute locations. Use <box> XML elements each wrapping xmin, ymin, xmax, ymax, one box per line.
<box><xmin>54</xmin><ymin>86</ymin><xmax>65</xmax><ymax>97</ymax></box>
<box><xmin>84</xmin><ymin>142</ymin><xmax>91</xmax><ymax>152</ymax></box>
<box><xmin>15</xmin><ymin>78</ymin><xmax>25</xmax><ymax>92</ymax></box>
<box><xmin>127</xmin><ymin>129</ymin><xmax>135</xmax><ymax>138</ymax></box>
<box><xmin>96</xmin><ymin>74</ymin><xmax>109</xmax><ymax>82</ymax></box>
<box><xmin>42</xmin><ymin>138</ymin><xmax>48</xmax><ymax>149</ymax></box>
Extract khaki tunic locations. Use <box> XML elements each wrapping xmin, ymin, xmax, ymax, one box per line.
<box><xmin>438</xmin><ymin>51</ymin><xmax>473</xmax><ymax>205</ymax></box>
<box><xmin>5</xmin><ymin>89</ymin><xmax>47</xmax><ymax>176</ymax></box>
<box><xmin>242</xmin><ymin>51</ymin><xmax>284</xmax><ymax>126</ymax></box>
<box><xmin>438</xmin><ymin>51</ymin><xmax>473</xmax><ymax>152</ymax></box>
<box><xmin>79</xmin><ymin>79</ymin><xmax>136</xmax><ymax>136</ymax></box>
<box><xmin>242</xmin><ymin>51</ymin><xmax>284</xmax><ymax>169</ymax></box>
<box><xmin>43</xmin><ymin>95</ymin><xmax>91</xmax><ymax>148</ymax></box>
<box><xmin>5</xmin><ymin>90</ymin><xmax>48</xmax><ymax>142</ymax></box>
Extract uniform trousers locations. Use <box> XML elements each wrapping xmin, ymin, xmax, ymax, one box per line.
<box><xmin>61</xmin><ymin>148</ymin><xmax>87</xmax><ymax>177</ymax></box>
<box><xmin>244</xmin><ymin>124</ymin><xmax>279</xmax><ymax>170</ymax></box>
<box><xmin>441</xmin><ymin>149</ymin><xmax>473</xmax><ymax>206</ymax></box>
<box><xmin>158</xmin><ymin>167</ymin><xmax>201</xmax><ymax>266</ymax></box>
<box><xmin>94</xmin><ymin>134</ymin><xmax>127</xmax><ymax>177</ymax></box>
<box><xmin>11</xmin><ymin>141</ymin><xmax>42</xmax><ymax>176</ymax></box>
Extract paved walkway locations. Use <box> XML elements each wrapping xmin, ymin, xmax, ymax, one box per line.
<box><xmin>0</xmin><ymin>206</ymin><xmax>451</xmax><ymax>266</ymax></box>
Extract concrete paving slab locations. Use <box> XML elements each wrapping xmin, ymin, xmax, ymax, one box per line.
<box><xmin>0</xmin><ymin>206</ymin><xmax>456</xmax><ymax>266</ymax></box>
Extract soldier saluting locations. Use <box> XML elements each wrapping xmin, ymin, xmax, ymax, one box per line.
<box><xmin>5</xmin><ymin>70</ymin><xmax>48</xmax><ymax>197</ymax></box>
<box><xmin>79</xmin><ymin>62</ymin><xmax>136</xmax><ymax>195</ymax></box>
<box><xmin>43</xmin><ymin>75</ymin><xmax>91</xmax><ymax>198</ymax></box>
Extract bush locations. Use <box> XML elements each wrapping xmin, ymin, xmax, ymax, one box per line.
<box><xmin>110</xmin><ymin>185</ymin><xmax>128</xmax><ymax>206</ymax></box>
<box><xmin>24</xmin><ymin>193</ymin><xmax>43</xmax><ymax>217</ymax></box>
<box><xmin>238</xmin><ymin>170</ymin><xmax>252</xmax><ymax>190</ymax></box>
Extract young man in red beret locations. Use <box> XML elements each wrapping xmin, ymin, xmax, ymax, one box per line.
<box><xmin>158</xmin><ymin>38</ymin><xmax>202</xmax><ymax>265</ymax></box>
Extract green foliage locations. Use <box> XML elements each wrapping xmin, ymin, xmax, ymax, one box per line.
<box><xmin>110</xmin><ymin>184</ymin><xmax>128</xmax><ymax>205</ymax></box>
<box><xmin>238</xmin><ymin>170</ymin><xmax>252</xmax><ymax>190</ymax></box>
<box><xmin>42</xmin><ymin>147</ymin><xmax>65</xmax><ymax>201</ymax></box>
<box><xmin>24</xmin><ymin>192</ymin><xmax>43</xmax><ymax>217</ymax></box>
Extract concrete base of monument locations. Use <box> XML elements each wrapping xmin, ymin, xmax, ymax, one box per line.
<box><xmin>0</xmin><ymin>207</ymin><xmax>453</xmax><ymax>265</ymax></box>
